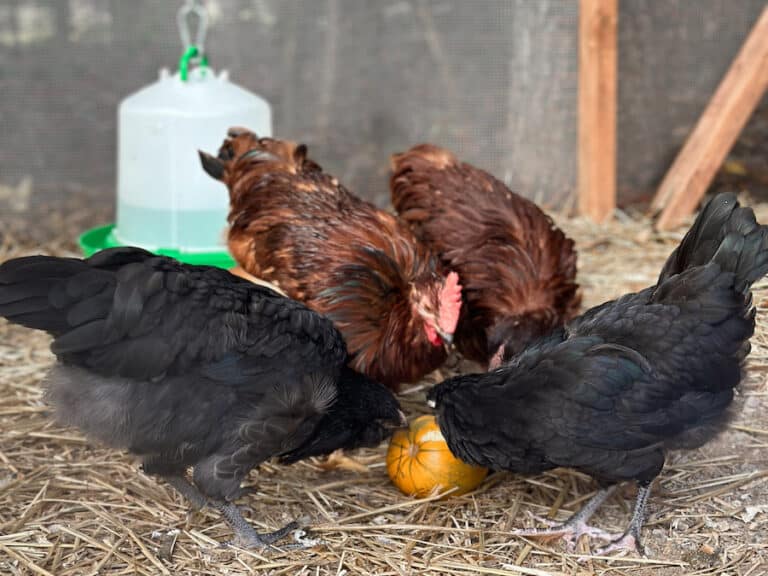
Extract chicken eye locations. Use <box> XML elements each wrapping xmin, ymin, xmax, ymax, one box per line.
<box><xmin>219</xmin><ymin>145</ymin><xmax>235</xmax><ymax>161</ymax></box>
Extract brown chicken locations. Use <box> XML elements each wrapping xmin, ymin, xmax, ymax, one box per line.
<box><xmin>390</xmin><ymin>144</ymin><xmax>580</xmax><ymax>367</ymax></box>
<box><xmin>200</xmin><ymin>130</ymin><xmax>462</xmax><ymax>390</ymax></box>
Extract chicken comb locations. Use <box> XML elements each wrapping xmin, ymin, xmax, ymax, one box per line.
<box><xmin>438</xmin><ymin>271</ymin><xmax>462</xmax><ymax>333</ymax></box>
<box><xmin>391</xmin><ymin>144</ymin><xmax>456</xmax><ymax>172</ymax></box>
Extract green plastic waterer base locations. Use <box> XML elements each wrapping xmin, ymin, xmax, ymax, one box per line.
<box><xmin>79</xmin><ymin>224</ymin><xmax>236</xmax><ymax>269</ymax></box>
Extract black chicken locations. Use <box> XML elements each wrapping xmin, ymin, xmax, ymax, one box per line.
<box><xmin>426</xmin><ymin>193</ymin><xmax>768</xmax><ymax>555</ymax></box>
<box><xmin>0</xmin><ymin>247</ymin><xmax>406</xmax><ymax>547</ymax></box>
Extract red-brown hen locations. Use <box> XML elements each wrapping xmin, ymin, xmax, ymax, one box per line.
<box><xmin>200</xmin><ymin>130</ymin><xmax>462</xmax><ymax>390</ymax></box>
<box><xmin>390</xmin><ymin>144</ymin><xmax>580</xmax><ymax>368</ymax></box>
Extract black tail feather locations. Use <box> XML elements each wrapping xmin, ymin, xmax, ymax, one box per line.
<box><xmin>0</xmin><ymin>256</ymin><xmax>93</xmax><ymax>334</ymax></box>
<box><xmin>659</xmin><ymin>193</ymin><xmax>768</xmax><ymax>294</ymax></box>
<box><xmin>0</xmin><ymin>248</ymin><xmax>153</xmax><ymax>336</ymax></box>
<box><xmin>713</xmin><ymin>230</ymin><xmax>768</xmax><ymax>296</ymax></box>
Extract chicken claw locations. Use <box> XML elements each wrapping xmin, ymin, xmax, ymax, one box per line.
<box><xmin>593</xmin><ymin>532</ymin><xmax>645</xmax><ymax>557</ymax></box>
<box><xmin>512</xmin><ymin>513</ymin><xmax>620</xmax><ymax>551</ymax></box>
<box><xmin>590</xmin><ymin>483</ymin><xmax>650</xmax><ymax>557</ymax></box>
<box><xmin>216</xmin><ymin>501</ymin><xmax>300</xmax><ymax>549</ymax></box>
<box><xmin>511</xmin><ymin>487</ymin><xmax>620</xmax><ymax>550</ymax></box>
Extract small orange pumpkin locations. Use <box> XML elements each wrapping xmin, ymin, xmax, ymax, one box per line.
<box><xmin>386</xmin><ymin>415</ymin><xmax>488</xmax><ymax>498</ymax></box>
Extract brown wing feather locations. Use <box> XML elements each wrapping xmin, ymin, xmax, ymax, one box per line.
<box><xmin>391</xmin><ymin>144</ymin><xmax>580</xmax><ymax>364</ymax></box>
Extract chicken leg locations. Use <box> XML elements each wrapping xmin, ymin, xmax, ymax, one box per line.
<box><xmin>164</xmin><ymin>475</ymin><xmax>299</xmax><ymax>549</ymax></box>
<box><xmin>511</xmin><ymin>486</ymin><xmax>620</xmax><ymax>550</ymax></box>
<box><xmin>164</xmin><ymin>474</ymin><xmax>209</xmax><ymax>510</ymax></box>
<box><xmin>215</xmin><ymin>501</ymin><xmax>300</xmax><ymax>548</ymax></box>
<box><xmin>593</xmin><ymin>482</ymin><xmax>651</xmax><ymax>556</ymax></box>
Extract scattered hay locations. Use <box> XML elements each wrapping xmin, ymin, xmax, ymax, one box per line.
<box><xmin>1</xmin><ymin>199</ymin><xmax>767</xmax><ymax>575</ymax></box>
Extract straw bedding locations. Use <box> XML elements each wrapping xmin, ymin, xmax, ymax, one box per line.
<box><xmin>1</xmin><ymin>200</ymin><xmax>766</xmax><ymax>576</ymax></box>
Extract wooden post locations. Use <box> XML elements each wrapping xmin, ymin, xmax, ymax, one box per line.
<box><xmin>653</xmin><ymin>6</ymin><xmax>768</xmax><ymax>231</ymax></box>
<box><xmin>578</xmin><ymin>0</ymin><xmax>617</xmax><ymax>223</ymax></box>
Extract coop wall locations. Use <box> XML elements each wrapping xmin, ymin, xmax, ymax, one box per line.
<box><xmin>0</xmin><ymin>0</ymin><xmax>764</xmax><ymax>223</ymax></box>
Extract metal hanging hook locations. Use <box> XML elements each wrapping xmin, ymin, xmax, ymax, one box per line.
<box><xmin>177</xmin><ymin>0</ymin><xmax>208</xmax><ymax>54</ymax></box>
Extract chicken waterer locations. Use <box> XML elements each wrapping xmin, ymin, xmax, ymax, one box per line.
<box><xmin>79</xmin><ymin>0</ymin><xmax>271</xmax><ymax>268</ymax></box>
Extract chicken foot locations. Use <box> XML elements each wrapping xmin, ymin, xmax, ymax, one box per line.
<box><xmin>215</xmin><ymin>501</ymin><xmax>300</xmax><ymax>549</ymax></box>
<box><xmin>511</xmin><ymin>486</ymin><xmax>620</xmax><ymax>550</ymax></box>
<box><xmin>164</xmin><ymin>475</ymin><xmax>304</xmax><ymax>549</ymax></box>
<box><xmin>593</xmin><ymin>482</ymin><xmax>651</xmax><ymax>557</ymax></box>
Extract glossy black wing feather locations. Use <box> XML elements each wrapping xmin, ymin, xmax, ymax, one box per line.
<box><xmin>435</xmin><ymin>274</ymin><xmax>749</xmax><ymax>483</ymax></box>
<box><xmin>0</xmin><ymin>248</ymin><xmax>347</xmax><ymax>383</ymax></box>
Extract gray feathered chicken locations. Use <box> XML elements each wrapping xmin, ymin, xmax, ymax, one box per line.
<box><xmin>0</xmin><ymin>247</ymin><xmax>405</xmax><ymax>547</ymax></box>
<box><xmin>427</xmin><ymin>193</ymin><xmax>768</xmax><ymax>555</ymax></box>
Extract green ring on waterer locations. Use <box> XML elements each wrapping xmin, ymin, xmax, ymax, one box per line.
<box><xmin>79</xmin><ymin>224</ymin><xmax>236</xmax><ymax>269</ymax></box>
<box><xmin>179</xmin><ymin>45</ymin><xmax>209</xmax><ymax>82</ymax></box>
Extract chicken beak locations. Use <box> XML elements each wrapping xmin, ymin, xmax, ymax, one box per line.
<box><xmin>439</xmin><ymin>330</ymin><xmax>454</xmax><ymax>347</ymax></box>
<box><xmin>396</xmin><ymin>410</ymin><xmax>408</xmax><ymax>428</ymax></box>
<box><xmin>488</xmin><ymin>342</ymin><xmax>507</xmax><ymax>370</ymax></box>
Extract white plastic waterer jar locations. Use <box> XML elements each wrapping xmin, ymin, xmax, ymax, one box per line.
<box><xmin>114</xmin><ymin>66</ymin><xmax>271</xmax><ymax>253</ymax></box>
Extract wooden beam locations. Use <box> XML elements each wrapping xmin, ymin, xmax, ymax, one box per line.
<box><xmin>653</xmin><ymin>6</ymin><xmax>768</xmax><ymax>231</ymax></box>
<box><xmin>578</xmin><ymin>0</ymin><xmax>617</xmax><ymax>223</ymax></box>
